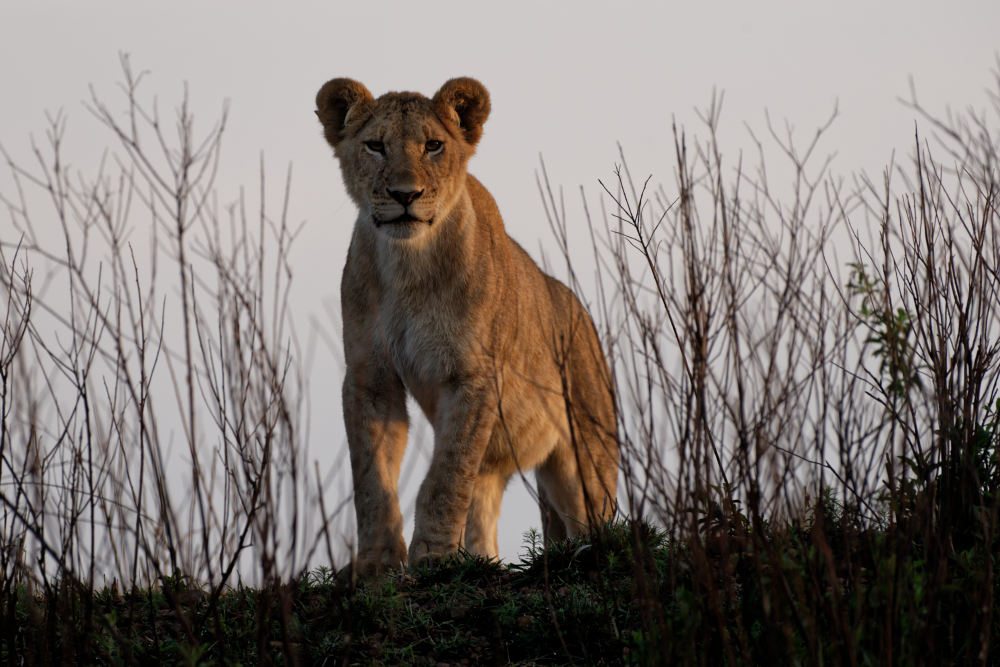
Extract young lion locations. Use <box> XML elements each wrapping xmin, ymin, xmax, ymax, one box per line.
<box><xmin>315</xmin><ymin>77</ymin><xmax>618</xmax><ymax>575</ymax></box>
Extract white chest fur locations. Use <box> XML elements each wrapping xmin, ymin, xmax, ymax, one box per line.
<box><xmin>374</xmin><ymin>232</ymin><xmax>473</xmax><ymax>422</ymax></box>
<box><xmin>381</xmin><ymin>294</ymin><xmax>463</xmax><ymax>389</ymax></box>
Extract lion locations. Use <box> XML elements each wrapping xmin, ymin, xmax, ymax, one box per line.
<box><xmin>315</xmin><ymin>77</ymin><xmax>619</xmax><ymax>575</ymax></box>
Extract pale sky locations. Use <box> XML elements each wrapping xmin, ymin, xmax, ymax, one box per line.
<box><xmin>2</xmin><ymin>0</ymin><xmax>998</xmax><ymax>565</ymax></box>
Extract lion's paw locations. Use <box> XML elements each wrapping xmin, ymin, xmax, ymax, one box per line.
<box><xmin>353</xmin><ymin>540</ymin><xmax>407</xmax><ymax>578</ymax></box>
<box><xmin>407</xmin><ymin>539</ymin><xmax>457</xmax><ymax>568</ymax></box>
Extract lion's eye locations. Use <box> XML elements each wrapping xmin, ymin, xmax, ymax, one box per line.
<box><xmin>425</xmin><ymin>140</ymin><xmax>443</xmax><ymax>154</ymax></box>
<box><xmin>363</xmin><ymin>140</ymin><xmax>385</xmax><ymax>154</ymax></box>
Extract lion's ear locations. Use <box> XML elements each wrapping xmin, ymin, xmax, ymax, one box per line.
<box><xmin>315</xmin><ymin>78</ymin><xmax>375</xmax><ymax>147</ymax></box>
<box><xmin>432</xmin><ymin>78</ymin><xmax>491</xmax><ymax>147</ymax></box>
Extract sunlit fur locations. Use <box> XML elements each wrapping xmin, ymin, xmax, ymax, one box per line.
<box><xmin>316</xmin><ymin>77</ymin><xmax>619</xmax><ymax>575</ymax></box>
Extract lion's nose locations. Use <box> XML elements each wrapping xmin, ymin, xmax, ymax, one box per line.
<box><xmin>387</xmin><ymin>189</ymin><xmax>424</xmax><ymax>207</ymax></box>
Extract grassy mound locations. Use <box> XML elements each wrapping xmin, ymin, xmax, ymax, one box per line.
<box><xmin>4</xmin><ymin>511</ymin><xmax>998</xmax><ymax>664</ymax></box>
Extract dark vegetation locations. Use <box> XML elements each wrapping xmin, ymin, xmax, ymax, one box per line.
<box><xmin>3</xmin><ymin>511</ymin><xmax>999</xmax><ymax>664</ymax></box>
<box><xmin>2</xmin><ymin>57</ymin><xmax>1000</xmax><ymax>664</ymax></box>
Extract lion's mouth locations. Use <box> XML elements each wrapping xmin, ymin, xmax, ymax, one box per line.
<box><xmin>374</xmin><ymin>213</ymin><xmax>431</xmax><ymax>227</ymax></box>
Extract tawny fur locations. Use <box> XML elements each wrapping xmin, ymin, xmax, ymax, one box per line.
<box><xmin>316</xmin><ymin>77</ymin><xmax>619</xmax><ymax>575</ymax></box>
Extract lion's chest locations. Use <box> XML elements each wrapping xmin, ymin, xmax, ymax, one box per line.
<box><xmin>379</xmin><ymin>294</ymin><xmax>466</xmax><ymax>421</ymax></box>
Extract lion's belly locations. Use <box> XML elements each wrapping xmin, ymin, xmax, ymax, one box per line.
<box><xmin>479</xmin><ymin>371</ymin><xmax>569</xmax><ymax>475</ymax></box>
<box><xmin>381</xmin><ymin>301</ymin><xmax>568</xmax><ymax>473</ymax></box>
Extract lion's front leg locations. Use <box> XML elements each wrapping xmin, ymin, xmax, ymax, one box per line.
<box><xmin>343</xmin><ymin>369</ymin><xmax>409</xmax><ymax>576</ymax></box>
<box><xmin>409</xmin><ymin>386</ymin><xmax>497</xmax><ymax>565</ymax></box>
<box><xmin>463</xmin><ymin>471</ymin><xmax>507</xmax><ymax>558</ymax></box>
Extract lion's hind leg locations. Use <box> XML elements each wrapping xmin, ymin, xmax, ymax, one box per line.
<box><xmin>535</xmin><ymin>432</ymin><xmax>618</xmax><ymax>541</ymax></box>
<box><xmin>537</xmin><ymin>482</ymin><xmax>568</xmax><ymax>544</ymax></box>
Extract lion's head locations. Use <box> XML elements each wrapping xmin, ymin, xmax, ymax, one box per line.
<box><xmin>316</xmin><ymin>77</ymin><xmax>490</xmax><ymax>240</ymax></box>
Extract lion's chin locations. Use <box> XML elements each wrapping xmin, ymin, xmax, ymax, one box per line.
<box><xmin>373</xmin><ymin>214</ymin><xmax>433</xmax><ymax>240</ymax></box>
